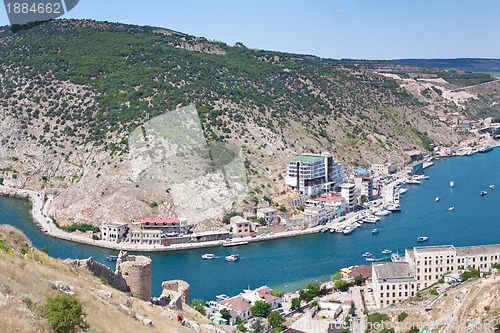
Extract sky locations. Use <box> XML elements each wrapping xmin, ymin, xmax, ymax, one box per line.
<box><xmin>1</xmin><ymin>0</ymin><xmax>499</xmax><ymax>60</ymax></box>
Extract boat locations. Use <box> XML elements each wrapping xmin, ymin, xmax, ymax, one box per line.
<box><xmin>414</xmin><ymin>175</ymin><xmax>429</xmax><ymax>180</ymax></box>
<box><xmin>165</xmin><ymin>232</ymin><xmax>179</xmax><ymax>237</ymax></box>
<box><xmin>215</xmin><ymin>294</ymin><xmax>228</xmax><ymax>300</ymax></box>
<box><xmin>222</xmin><ymin>240</ymin><xmax>249</xmax><ymax>247</ymax></box>
<box><xmin>382</xmin><ymin>249</ymin><xmax>392</xmax><ymax>254</ymax></box>
<box><xmin>366</xmin><ymin>257</ymin><xmax>377</xmax><ymax>262</ymax></box>
<box><xmin>362</xmin><ymin>252</ymin><xmax>372</xmax><ymax>257</ymax></box>
<box><xmin>387</xmin><ymin>204</ymin><xmax>401</xmax><ymax>212</ymax></box>
<box><xmin>225</xmin><ymin>254</ymin><xmax>240</xmax><ymax>261</ymax></box>
<box><xmin>406</xmin><ymin>179</ymin><xmax>421</xmax><ymax>184</ymax></box>
<box><xmin>352</xmin><ymin>222</ymin><xmax>362</xmax><ymax>229</ymax></box>
<box><xmin>343</xmin><ymin>226</ymin><xmax>355</xmax><ymax>234</ymax></box>
<box><xmin>448</xmin><ymin>206</ymin><xmax>454</xmax><ymax>211</ymax></box>
<box><xmin>478</xmin><ymin>144</ymin><xmax>493</xmax><ymax>153</ymax></box>
<box><xmin>397</xmin><ymin>188</ymin><xmax>408</xmax><ymax>194</ymax></box>
<box><xmin>329</xmin><ymin>228</ymin><xmax>336</xmax><ymax>233</ymax></box>
<box><xmin>391</xmin><ymin>252</ymin><xmax>402</xmax><ymax>262</ymax></box>
<box><xmin>374</xmin><ymin>209</ymin><xmax>390</xmax><ymax>216</ymax></box>
<box><xmin>202</xmin><ymin>254</ymin><xmax>216</xmax><ymax>260</ymax></box>
<box><xmin>435</xmin><ymin>197</ymin><xmax>440</xmax><ymax>202</ymax></box>
<box><xmin>450</xmin><ymin>181</ymin><xmax>454</xmax><ymax>187</ymax></box>
<box><xmin>490</xmin><ymin>185</ymin><xmax>495</xmax><ymax>190</ymax></box>
<box><xmin>417</xmin><ymin>236</ymin><xmax>429</xmax><ymax>242</ymax></box>
<box><xmin>106</xmin><ymin>255</ymin><xmax>118</xmax><ymax>261</ymax></box>
<box><xmin>206</xmin><ymin>301</ymin><xmax>218</xmax><ymax>308</ymax></box>
<box><xmin>319</xmin><ymin>228</ymin><xmax>329</xmax><ymax>233</ymax></box>
<box><xmin>480</xmin><ymin>191</ymin><xmax>487</xmax><ymax>196</ymax></box>
<box><xmin>372</xmin><ymin>228</ymin><xmax>379</xmax><ymax>234</ymax></box>
<box><xmin>362</xmin><ymin>215</ymin><xmax>380</xmax><ymax>223</ymax></box>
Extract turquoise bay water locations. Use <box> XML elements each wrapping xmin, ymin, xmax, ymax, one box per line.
<box><xmin>1</xmin><ymin>148</ymin><xmax>499</xmax><ymax>301</ymax></box>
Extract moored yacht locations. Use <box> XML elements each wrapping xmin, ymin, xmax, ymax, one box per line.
<box><xmin>387</xmin><ymin>204</ymin><xmax>401</xmax><ymax>212</ymax></box>
<box><xmin>363</xmin><ymin>215</ymin><xmax>380</xmax><ymax>223</ymax></box>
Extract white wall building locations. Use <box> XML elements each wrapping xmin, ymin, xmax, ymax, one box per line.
<box><xmin>340</xmin><ymin>183</ymin><xmax>355</xmax><ymax>212</ymax></box>
<box><xmin>256</xmin><ymin>207</ymin><xmax>277</xmax><ymax>223</ymax></box>
<box><xmin>371</xmin><ymin>162</ymin><xmax>398</xmax><ymax>176</ymax></box>
<box><xmin>372</xmin><ymin>262</ymin><xmax>418</xmax><ymax>308</ymax></box>
<box><xmin>101</xmin><ymin>222</ymin><xmax>128</xmax><ymax>243</ymax></box>
<box><xmin>285</xmin><ymin>153</ymin><xmax>346</xmax><ymax>195</ymax></box>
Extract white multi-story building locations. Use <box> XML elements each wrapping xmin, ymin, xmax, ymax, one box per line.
<box><xmin>371</xmin><ymin>162</ymin><xmax>398</xmax><ymax>176</ymax></box>
<box><xmin>285</xmin><ymin>153</ymin><xmax>346</xmax><ymax>195</ymax></box>
<box><xmin>340</xmin><ymin>183</ymin><xmax>355</xmax><ymax>212</ymax></box>
<box><xmin>303</xmin><ymin>206</ymin><xmax>328</xmax><ymax>227</ymax></box>
<box><xmin>372</xmin><ymin>262</ymin><xmax>418</xmax><ymax>308</ymax></box>
<box><xmin>354</xmin><ymin>174</ymin><xmax>373</xmax><ymax>200</ymax></box>
<box><xmin>256</xmin><ymin>207</ymin><xmax>277</xmax><ymax>223</ymax></box>
<box><xmin>101</xmin><ymin>222</ymin><xmax>128</xmax><ymax>243</ymax></box>
<box><xmin>129</xmin><ymin>229</ymin><xmax>163</xmax><ymax>245</ymax></box>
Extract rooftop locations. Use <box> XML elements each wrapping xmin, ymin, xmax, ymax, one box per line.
<box><xmin>315</xmin><ymin>195</ymin><xmax>345</xmax><ymax>202</ymax></box>
<box><xmin>104</xmin><ymin>221</ymin><xmax>128</xmax><ymax>227</ymax></box>
<box><xmin>414</xmin><ymin>245</ymin><xmax>456</xmax><ymax>253</ymax></box>
<box><xmin>288</xmin><ymin>154</ymin><xmax>324</xmax><ymax>164</ymax></box>
<box><xmin>373</xmin><ymin>262</ymin><xmax>415</xmax><ymax>280</ymax></box>
<box><xmin>257</xmin><ymin>207</ymin><xmax>277</xmax><ymax>213</ymax></box>
<box><xmin>456</xmin><ymin>244</ymin><xmax>500</xmax><ymax>256</ymax></box>
<box><xmin>141</xmin><ymin>217</ymin><xmax>179</xmax><ymax>224</ymax></box>
<box><xmin>220</xmin><ymin>295</ymin><xmax>252</xmax><ymax>313</ymax></box>
<box><xmin>345</xmin><ymin>265</ymin><xmax>372</xmax><ymax>279</ymax></box>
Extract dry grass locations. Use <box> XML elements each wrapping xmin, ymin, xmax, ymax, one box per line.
<box><xmin>0</xmin><ymin>224</ymin><xmax>227</xmax><ymax>333</ymax></box>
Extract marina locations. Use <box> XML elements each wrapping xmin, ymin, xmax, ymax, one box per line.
<box><xmin>0</xmin><ymin>146</ymin><xmax>499</xmax><ymax>301</ymax></box>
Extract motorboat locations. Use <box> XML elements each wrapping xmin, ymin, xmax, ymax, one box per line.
<box><xmin>372</xmin><ymin>228</ymin><xmax>379</xmax><ymax>234</ymax></box>
<box><xmin>362</xmin><ymin>252</ymin><xmax>372</xmax><ymax>257</ymax></box>
<box><xmin>366</xmin><ymin>257</ymin><xmax>377</xmax><ymax>262</ymax></box>
<box><xmin>490</xmin><ymin>185</ymin><xmax>495</xmax><ymax>190</ymax></box>
<box><xmin>320</xmin><ymin>228</ymin><xmax>329</xmax><ymax>233</ymax></box>
<box><xmin>352</xmin><ymin>222</ymin><xmax>362</xmax><ymax>229</ymax></box>
<box><xmin>406</xmin><ymin>179</ymin><xmax>421</xmax><ymax>184</ymax></box>
<box><xmin>391</xmin><ymin>252</ymin><xmax>402</xmax><ymax>262</ymax></box>
<box><xmin>363</xmin><ymin>215</ymin><xmax>380</xmax><ymax>223</ymax></box>
<box><xmin>448</xmin><ymin>206</ymin><xmax>454</xmax><ymax>211</ymax></box>
<box><xmin>215</xmin><ymin>294</ymin><xmax>228</xmax><ymax>300</ymax></box>
<box><xmin>397</xmin><ymin>188</ymin><xmax>408</xmax><ymax>194</ymax></box>
<box><xmin>417</xmin><ymin>236</ymin><xmax>429</xmax><ymax>242</ymax></box>
<box><xmin>387</xmin><ymin>204</ymin><xmax>401</xmax><ymax>212</ymax></box>
<box><xmin>206</xmin><ymin>301</ymin><xmax>218</xmax><ymax>308</ymax></box>
<box><xmin>202</xmin><ymin>254</ymin><xmax>216</xmax><ymax>260</ymax></box>
<box><xmin>480</xmin><ymin>191</ymin><xmax>487</xmax><ymax>196</ymax></box>
<box><xmin>382</xmin><ymin>249</ymin><xmax>392</xmax><ymax>254</ymax></box>
<box><xmin>374</xmin><ymin>210</ymin><xmax>390</xmax><ymax>216</ymax></box>
<box><xmin>450</xmin><ymin>181</ymin><xmax>454</xmax><ymax>188</ymax></box>
<box><xmin>435</xmin><ymin>197</ymin><xmax>440</xmax><ymax>202</ymax></box>
<box><xmin>415</xmin><ymin>175</ymin><xmax>429</xmax><ymax>180</ymax></box>
<box><xmin>222</xmin><ymin>240</ymin><xmax>249</xmax><ymax>247</ymax></box>
<box><xmin>106</xmin><ymin>255</ymin><xmax>118</xmax><ymax>261</ymax></box>
<box><xmin>225</xmin><ymin>254</ymin><xmax>240</xmax><ymax>261</ymax></box>
<box><xmin>343</xmin><ymin>226</ymin><xmax>355</xmax><ymax>234</ymax></box>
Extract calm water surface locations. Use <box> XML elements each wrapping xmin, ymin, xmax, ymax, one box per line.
<box><xmin>1</xmin><ymin>148</ymin><xmax>499</xmax><ymax>301</ymax></box>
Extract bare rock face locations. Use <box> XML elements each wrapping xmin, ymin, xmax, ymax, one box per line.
<box><xmin>151</xmin><ymin>280</ymin><xmax>190</xmax><ymax>310</ymax></box>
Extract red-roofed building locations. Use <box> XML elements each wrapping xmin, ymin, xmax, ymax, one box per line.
<box><xmin>140</xmin><ymin>217</ymin><xmax>189</xmax><ymax>235</ymax></box>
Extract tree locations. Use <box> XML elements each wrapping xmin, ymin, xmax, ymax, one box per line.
<box><xmin>290</xmin><ymin>298</ymin><xmax>301</xmax><ymax>311</ymax></box>
<box><xmin>354</xmin><ymin>274</ymin><xmax>364</xmax><ymax>286</ymax></box>
<box><xmin>251</xmin><ymin>300</ymin><xmax>271</xmax><ymax>318</ymax></box>
<box><xmin>268</xmin><ymin>311</ymin><xmax>285</xmax><ymax>328</ymax></box>
<box><xmin>42</xmin><ymin>293</ymin><xmax>89</xmax><ymax>333</ymax></box>
<box><xmin>191</xmin><ymin>299</ymin><xmax>206</xmax><ymax>315</ymax></box>
<box><xmin>331</xmin><ymin>272</ymin><xmax>342</xmax><ymax>281</ymax></box>
<box><xmin>360</xmin><ymin>195</ymin><xmax>367</xmax><ymax>203</ymax></box>
<box><xmin>334</xmin><ymin>280</ymin><xmax>349</xmax><ymax>291</ymax></box>
<box><xmin>398</xmin><ymin>312</ymin><xmax>408</xmax><ymax>322</ymax></box>
<box><xmin>220</xmin><ymin>308</ymin><xmax>231</xmax><ymax>322</ymax></box>
<box><xmin>41</xmin><ymin>246</ymin><xmax>50</xmax><ymax>255</ymax></box>
<box><xmin>270</xmin><ymin>290</ymin><xmax>284</xmax><ymax>298</ymax></box>
<box><xmin>250</xmin><ymin>318</ymin><xmax>265</xmax><ymax>333</ymax></box>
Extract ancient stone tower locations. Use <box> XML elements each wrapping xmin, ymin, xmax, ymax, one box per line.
<box><xmin>116</xmin><ymin>251</ymin><xmax>152</xmax><ymax>301</ymax></box>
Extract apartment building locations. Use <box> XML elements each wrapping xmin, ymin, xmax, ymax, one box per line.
<box><xmin>372</xmin><ymin>262</ymin><xmax>418</xmax><ymax>308</ymax></box>
<box><xmin>340</xmin><ymin>183</ymin><xmax>355</xmax><ymax>212</ymax></box>
<box><xmin>285</xmin><ymin>152</ymin><xmax>346</xmax><ymax>195</ymax></box>
<box><xmin>101</xmin><ymin>221</ymin><xmax>129</xmax><ymax>243</ymax></box>
<box><xmin>256</xmin><ymin>207</ymin><xmax>277</xmax><ymax>223</ymax></box>
<box><xmin>371</xmin><ymin>162</ymin><xmax>398</xmax><ymax>176</ymax></box>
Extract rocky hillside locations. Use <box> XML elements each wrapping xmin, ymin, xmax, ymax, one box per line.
<box><xmin>0</xmin><ymin>19</ymin><xmax>494</xmax><ymax>226</ymax></box>
<box><xmin>0</xmin><ymin>224</ymin><xmax>225</xmax><ymax>333</ymax></box>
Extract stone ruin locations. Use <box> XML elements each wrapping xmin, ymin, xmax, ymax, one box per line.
<box><xmin>68</xmin><ymin>250</ymin><xmax>190</xmax><ymax>309</ymax></box>
<box><xmin>151</xmin><ymin>280</ymin><xmax>190</xmax><ymax>310</ymax></box>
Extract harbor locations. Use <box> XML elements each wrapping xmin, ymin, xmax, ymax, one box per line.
<box><xmin>0</xmin><ymin>146</ymin><xmax>499</xmax><ymax>302</ymax></box>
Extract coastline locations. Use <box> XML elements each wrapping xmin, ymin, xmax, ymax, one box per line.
<box><xmin>1</xmin><ymin>141</ymin><xmax>498</xmax><ymax>253</ymax></box>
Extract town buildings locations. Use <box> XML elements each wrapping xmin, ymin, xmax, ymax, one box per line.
<box><xmin>353</xmin><ymin>168</ymin><xmax>374</xmax><ymax>200</ymax></box>
<box><xmin>372</xmin><ymin>244</ymin><xmax>500</xmax><ymax>308</ymax></box>
<box><xmin>371</xmin><ymin>162</ymin><xmax>398</xmax><ymax>176</ymax></box>
<box><xmin>230</xmin><ymin>216</ymin><xmax>252</xmax><ymax>237</ymax></box>
<box><xmin>285</xmin><ymin>153</ymin><xmax>346</xmax><ymax>195</ymax></box>
<box><xmin>256</xmin><ymin>207</ymin><xmax>277</xmax><ymax>224</ymax></box>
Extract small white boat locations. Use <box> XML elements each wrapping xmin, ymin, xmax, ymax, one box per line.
<box><xmin>343</xmin><ymin>226</ymin><xmax>355</xmax><ymax>234</ymax></box>
<box><xmin>398</xmin><ymin>188</ymin><xmax>408</xmax><ymax>194</ymax></box>
<box><xmin>490</xmin><ymin>185</ymin><xmax>495</xmax><ymax>190</ymax></box>
<box><xmin>391</xmin><ymin>252</ymin><xmax>402</xmax><ymax>262</ymax></box>
<box><xmin>387</xmin><ymin>204</ymin><xmax>401</xmax><ymax>212</ymax></box>
<box><xmin>450</xmin><ymin>181</ymin><xmax>454</xmax><ymax>187</ymax></box>
<box><xmin>374</xmin><ymin>210</ymin><xmax>390</xmax><ymax>216</ymax></box>
<box><xmin>319</xmin><ymin>228</ymin><xmax>328</xmax><ymax>233</ymax></box>
<box><xmin>448</xmin><ymin>206</ymin><xmax>454</xmax><ymax>211</ymax></box>
<box><xmin>480</xmin><ymin>191</ymin><xmax>487</xmax><ymax>196</ymax></box>
<box><xmin>225</xmin><ymin>254</ymin><xmax>240</xmax><ymax>261</ymax></box>
<box><xmin>362</xmin><ymin>252</ymin><xmax>372</xmax><ymax>257</ymax></box>
<box><xmin>435</xmin><ymin>197</ymin><xmax>440</xmax><ymax>202</ymax></box>
<box><xmin>406</xmin><ymin>179</ymin><xmax>421</xmax><ymax>184</ymax></box>
<box><xmin>382</xmin><ymin>249</ymin><xmax>392</xmax><ymax>254</ymax></box>
<box><xmin>417</xmin><ymin>236</ymin><xmax>429</xmax><ymax>242</ymax></box>
<box><xmin>372</xmin><ymin>228</ymin><xmax>379</xmax><ymax>234</ymax></box>
<box><xmin>202</xmin><ymin>254</ymin><xmax>216</xmax><ymax>260</ymax></box>
<box><xmin>366</xmin><ymin>257</ymin><xmax>377</xmax><ymax>262</ymax></box>
<box><xmin>216</xmin><ymin>294</ymin><xmax>228</xmax><ymax>300</ymax></box>
<box><xmin>363</xmin><ymin>215</ymin><xmax>380</xmax><ymax>223</ymax></box>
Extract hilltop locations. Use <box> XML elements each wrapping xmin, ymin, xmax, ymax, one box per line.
<box><xmin>0</xmin><ymin>19</ymin><xmax>499</xmax><ymax>226</ymax></box>
<box><xmin>0</xmin><ymin>224</ymin><xmax>225</xmax><ymax>332</ymax></box>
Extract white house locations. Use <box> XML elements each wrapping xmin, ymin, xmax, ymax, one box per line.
<box><xmin>101</xmin><ymin>221</ymin><xmax>128</xmax><ymax>243</ymax></box>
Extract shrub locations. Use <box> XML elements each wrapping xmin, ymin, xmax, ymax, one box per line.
<box><xmin>100</xmin><ymin>277</ymin><xmax>108</xmax><ymax>286</ymax></box>
<box><xmin>41</xmin><ymin>246</ymin><xmax>49</xmax><ymax>255</ymax></box>
<box><xmin>430</xmin><ymin>290</ymin><xmax>439</xmax><ymax>296</ymax></box>
<box><xmin>367</xmin><ymin>312</ymin><xmax>389</xmax><ymax>324</ymax></box>
<box><xmin>309</xmin><ymin>300</ymin><xmax>319</xmax><ymax>310</ymax></box>
<box><xmin>251</xmin><ymin>300</ymin><xmax>271</xmax><ymax>317</ymax></box>
<box><xmin>42</xmin><ymin>293</ymin><xmax>89</xmax><ymax>333</ymax></box>
<box><xmin>397</xmin><ymin>312</ymin><xmax>408</xmax><ymax>322</ymax></box>
<box><xmin>290</xmin><ymin>298</ymin><xmax>301</xmax><ymax>311</ymax></box>
<box><xmin>191</xmin><ymin>299</ymin><xmax>206</xmax><ymax>315</ymax></box>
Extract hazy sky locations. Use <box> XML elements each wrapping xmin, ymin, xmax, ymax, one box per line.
<box><xmin>1</xmin><ymin>0</ymin><xmax>498</xmax><ymax>60</ymax></box>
